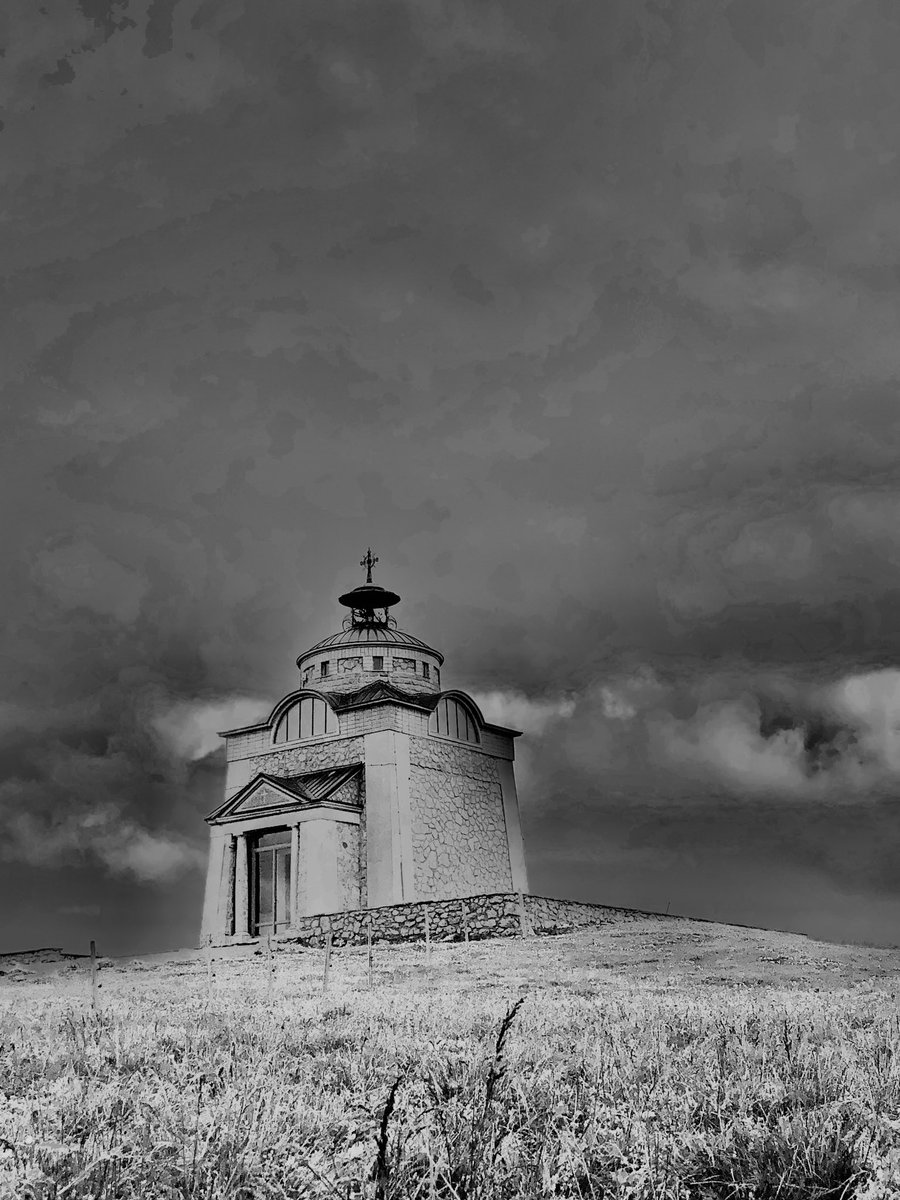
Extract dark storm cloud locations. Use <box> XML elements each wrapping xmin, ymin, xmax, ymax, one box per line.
<box><xmin>3</xmin><ymin>0</ymin><xmax>900</xmax><ymax>948</ymax></box>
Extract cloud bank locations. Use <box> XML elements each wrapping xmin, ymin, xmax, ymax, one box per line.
<box><xmin>4</xmin><ymin>0</ymin><xmax>900</xmax><ymax>946</ymax></box>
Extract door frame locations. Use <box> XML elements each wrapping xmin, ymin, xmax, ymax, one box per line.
<box><xmin>249</xmin><ymin>828</ymin><xmax>292</xmax><ymax>935</ymax></box>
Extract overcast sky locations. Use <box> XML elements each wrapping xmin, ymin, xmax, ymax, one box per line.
<box><xmin>4</xmin><ymin>0</ymin><xmax>900</xmax><ymax>955</ymax></box>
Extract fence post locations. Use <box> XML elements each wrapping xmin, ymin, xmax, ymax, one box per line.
<box><xmin>322</xmin><ymin>927</ymin><xmax>333</xmax><ymax>992</ymax></box>
<box><xmin>206</xmin><ymin>934</ymin><xmax>214</xmax><ymax>1001</ymax></box>
<box><xmin>517</xmin><ymin>891</ymin><xmax>531</xmax><ymax>938</ymax></box>
<box><xmin>367</xmin><ymin>915</ymin><xmax>374</xmax><ymax>988</ymax></box>
<box><xmin>424</xmin><ymin>906</ymin><xmax>431</xmax><ymax>967</ymax></box>
<box><xmin>90</xmin><ymin>940</ymin><xmax>99</xmax><ymax>1013</ymax></box>
<box><xmin>266</xmin><ymin>933</ymin><xmax>274</xmax><ymax>1004</ymax></box>
<box><xmin>463</xmin><ymin>908</ymin><xmax>470</xmax><ymax>953</ymax></box>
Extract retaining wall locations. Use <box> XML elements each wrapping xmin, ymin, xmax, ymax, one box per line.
<box><xmin>215</xmin><ymin>892</ymin><xmax>663</xmax><ymax>950</ymax></box>
<box><xmin>523</xmin><ymin>894</ymin><xmax>652</xmax><ymax>932</ymax></box>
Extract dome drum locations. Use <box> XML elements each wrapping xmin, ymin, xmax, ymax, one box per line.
<box><xmin>297</xmin><ymin>598</ymin><xmax>444</xmax><ymax>695</ymax></box>
<box><xmin>298</xmin><ymin>641</ymin><xmax>441</xmax><ymax>695</ymax></box>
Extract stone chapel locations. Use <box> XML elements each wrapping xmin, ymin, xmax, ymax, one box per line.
<box><xmin>200</xmin><ymin>551</ymin><xmax>530</xmax><ymax>944</ymax></box>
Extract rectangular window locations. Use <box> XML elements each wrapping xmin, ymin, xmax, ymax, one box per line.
<box><xmin>320</xmin><ymin>661</ymin><xmax>329</xmax><ymax>678</ymax></box>
<box><xmin>299</xmin><ymin>697</ymin><xmax>313</xmax><ymax>739</ymax></box>
<box><xmin>422</xmin><ymin>663</ymin><xmax>430</xmax><ymax>680</ymax></box>
<box><xmin>286</xmin><ymin>703</ymin><xmax>300</xmax><ymax>742</ymax></box>
<box><xmin>372</xmin><ymin>656</ymin><xmax>384</xmax><ymax>671</ymax></box>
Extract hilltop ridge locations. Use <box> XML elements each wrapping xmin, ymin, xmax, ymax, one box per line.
<box><xmin>3</xmin><ymin>911</ymin><xmax>898</xmax><ymax>992</ymax></box>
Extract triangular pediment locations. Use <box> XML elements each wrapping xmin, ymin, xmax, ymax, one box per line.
<box><xmin>232</xmin><ymin>780</ymin><xmax>295</xmax><ymax>816</ymax></box>
<box><xmin>206</xmin><ymin>765</ymin><xmax>362</xmax><ymax>824</ymax></box>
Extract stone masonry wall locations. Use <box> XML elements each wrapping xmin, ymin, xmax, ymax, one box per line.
<box><xmin>207</xmin><ymin>891</ymin><xmax>667</xmax><ymax>948</ymax></box>
<box><xmin>258</xmin><ymin>892</ymin><xmax>662</xmax><ymax>949</ymax></box>
<box><xmin>297</xmin><ymin>647</ymin><xmax>441</xmax><ymax>696</ymax></box>
<box><xmin>408</xmin><ymin>737</ymin><xmax>513</xmax><ymax>899</ymax></box>
<box><xmin>523</xmin><ymin>894</ymin><xmax>651</xmax><ymax>932</ymax></box>
<box><xmin>278</xmin><ymin>893</ymin><xmax>524</xmax><ymax>948</ymax></box>
<box><xmin>336</xmin><ymin>705</ymin><xmax>430</xmax><ymax>739</ymax></box>
<box><xmin>329</xmin><ymin>775</ymin><xmax>362</xmax><ymax>806</ymax></box>
<box><xmin>241</xmin><ymin>736</ymin><xmax>364</xmax><ymax>779</ymax></box>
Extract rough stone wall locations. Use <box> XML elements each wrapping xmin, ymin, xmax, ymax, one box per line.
<box><xmin>329</xmin><ymin>775</ymin><xmax>362</xmax><ymax>806</ymax></box>
<box><xmin>523</xmin><ymin>894</ymin><xmax>651</xmax><ymax>932</ymax></box>
<box><xmin>242</xmin><ymin>736</ymin><xmax>364</xmax><ymax>779</ymax></box>
<box><xmin>409</xmin><ymin>737</ymin><xmax>513</xmax><ymax>899</ymax></box>
<box><xmin>335</xmin><ymin>824</ymin><xmax>361</xmax><ymax>910</ymax></box>
<box><xmin>207</xmin><ymin>891</ymin><xmax>666</xmax><ymax>948</ymax></box>
<box><xmin>279</xmin><ymin>892</ymin><xmax>523</xmax><ymax>947</ymax></box>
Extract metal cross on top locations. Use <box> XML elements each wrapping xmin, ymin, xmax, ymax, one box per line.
<box><xmin>360</xmin><ymin>547</ymin><xmax>378</xmax><ymax>583</ymax></box>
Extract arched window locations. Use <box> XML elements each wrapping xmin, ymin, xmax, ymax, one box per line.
<box><xmin>429</xmin><ymin>697</ymin><xmax>480</xmax><ymax>743</ymax></box>
<box><xmin>273</xmin><ymin>696</ymin><xmax>338</xmax><ymax>743</ymax></box>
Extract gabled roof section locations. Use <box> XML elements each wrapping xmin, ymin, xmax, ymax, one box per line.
<box><xmin>319</xmin><ymin>681</ymin><xmax>522</xmax><ymax>735</ymax></box>
<box><xmin>322</xmin><ymin>680</ymin><xmax>440</xmax><ymax>712</ymax></box>
<box><xmin>289</xmin><ymin>764</ymin><xmax>362</xmax><ymax>801</ymax></box>
<box><xmin>206</xmin><ymin>765</ymin><xmax>362</xmax><ymax>824</ymax></box>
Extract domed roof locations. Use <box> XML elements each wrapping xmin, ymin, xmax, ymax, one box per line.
<box><xmin>298</xmin><ymin>550</ymin><xmax>444</xmax><ymax>668</ymax></box>
<box><xmin>300</xmin><ymin>624</ymin><xmax>444</xmax><ymax>664</ymax></box>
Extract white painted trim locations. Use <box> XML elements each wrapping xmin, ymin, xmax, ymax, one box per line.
<box><xmin>290</xmin><ymin>825</ymin><xmax>300</xmax><ymax>926</ymax></box>
<box><xmin>200</xmin><ymin>829</ymin><xmax>227</xmax><ymax>941</ymax></box>
<box><xmin>498</xmin><ymin>760</ymin><xmax>529</xmax><ymax>893</ymax></box>
<box><xmin>221</xmin><ymin>807</ymin><xmax>361</xmax><ymax>837</ymax></box>
<box><xmin>394</xmin><ymin>732</ymin><xmax>416</xmax><ymax>903</ymax></box>
<box><xmin>364</xmin><ymin>729</ymin><xmax>418</xmax><ymax>907</ymax></box>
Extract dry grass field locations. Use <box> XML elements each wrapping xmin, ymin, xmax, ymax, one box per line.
<box><xmin>2</xmin><ymin>915</ymin><xmax>900</xmax><ymax>1199</ymax></box>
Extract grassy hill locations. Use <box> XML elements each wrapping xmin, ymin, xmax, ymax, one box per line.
<box><xmin>2</xmin><ymin>913</ymin><xmax>899</xmax><ymax>1198</ymax></box>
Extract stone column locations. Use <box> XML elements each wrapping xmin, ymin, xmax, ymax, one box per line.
<box><xmin>290</xmin><ymin>823</ymin><xmax>300</xmax><ymax>925</ymax></box>
<box><xmin>234</xmin><ymin>833</ymin><xmax>250</xmax><ymax>937</ymax></box>
<box><xmin>225</xmin><ymin>836</ymin><xmax>237</xmax><ymax>936</ymax></box>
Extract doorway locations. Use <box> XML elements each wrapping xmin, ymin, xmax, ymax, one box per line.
<box><xmin>251</xmin><ymin>829</ymin><xmax>292</xmax><ymax>935</ymax></box>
